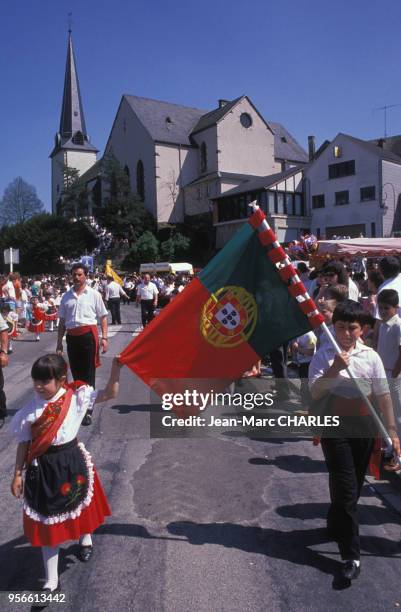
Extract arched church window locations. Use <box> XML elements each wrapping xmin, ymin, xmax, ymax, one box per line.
<box><xmin>200</xmin><ymin>142</ymin><xmax>207</xmax><ymax>173</ymax></box>
<box><xmin>136</xmin><ymin>160</ymin><xmax>145</xmax><ymax>201</ymax></box>
<box><xmin>72</xmin><ymin>131</ymin><xmax>84</xmax><ymax>145</ymax></box>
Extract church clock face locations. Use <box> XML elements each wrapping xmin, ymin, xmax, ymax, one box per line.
<box><xmin>240</xmin><ymin>112</ymin><xmax>252</xmax><ymax>128</ymax></box>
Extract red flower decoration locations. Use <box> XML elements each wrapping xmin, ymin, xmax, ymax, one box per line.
<box><xmin>60</xmin><ymin>482</ymin><xmax>72</xmax><ymax>496</ymax></box>
<box><xmin>76</xmin><ymin>474</ymin><xmax>86</xmax><ymax>486</ymax></box>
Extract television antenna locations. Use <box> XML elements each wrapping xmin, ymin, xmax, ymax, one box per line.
<box><xmin>374</xmin><ymin>103</ymin><xmax>401</xmax><ymax>138</ymax></box>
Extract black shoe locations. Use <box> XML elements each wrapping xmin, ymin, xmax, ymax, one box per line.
<box><xmin>341</xmin><ymin>560</ymin><xmax>360</xmax><ymax>580</ymax></box>
<box><xmin>0</xmin><ymin>417</ymin><xmax>5</xmax><ymax>429</ymax></box>
<box><xmin>82</xmin><ymin>413</ymin><xmax>92</xmax><ymax>426</ymax></box>
<box><xmin>32</xmin><ymin>582</ymin><xmax>61</xmax><ymax>608</ymax></box>
<box><xmin>78</xmin><ymin>545</ymin><xmax>93</xmax><ymax>562</ymax></box>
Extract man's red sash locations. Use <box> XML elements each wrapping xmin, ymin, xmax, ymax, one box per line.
<box><xmin>67</xmin><ymin>325</ymin><xmax>100</xmax><ymax>368</ymax></box>
<box><xmin>26</xmin><ymin>382</ymin><xmax>85</xmax><ymax>465</ymax></box>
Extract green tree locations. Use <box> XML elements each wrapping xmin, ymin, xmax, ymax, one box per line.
<box><xmin>0</xmin><ymin>177</ymin><xmax>44</xmax><ymax>225</ymax></box>
<box><xmin>160</xmin><ymin>232</ymin><xmax>190</xmax><ymax>261</ymax></box>
<box><xmin>122</xmin><ymin>231</ymin><xmax>159</xmax><ymax>268</ymax></box>
<box><xmin>0</xmin><ymin>214</ymin><xmax>97</xmax><ymax>273</ymax></box>
<box><xmin>59</xmin><ymin>163</ymin><xmax>90</xmax><ymax>219</ymax></box>
<box><xmin>95</xmin><ymin>155</ymin><xmax>155</xmax><ymax>244</ymax></box>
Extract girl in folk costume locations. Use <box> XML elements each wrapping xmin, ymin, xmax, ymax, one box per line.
<box><xmin>10</xmin><ymin>353</ymin><xmax>123</xmax><ymax>594</ymax></box>
<box><xmin>27</xmin><ymin>297</ymin><xmax>46</xmax><ymax>341</ymax></box>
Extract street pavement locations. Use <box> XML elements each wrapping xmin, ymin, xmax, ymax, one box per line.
<box><xmin>0</xmin><ymin>305</ymin><xmax>400</xmax><ymax>611</ymax></box>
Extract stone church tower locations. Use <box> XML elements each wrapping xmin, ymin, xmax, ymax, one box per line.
<box><xmin>50</xmin><ymin>31</ymin><xmax>97</xmax><ymax>214</ymax></box>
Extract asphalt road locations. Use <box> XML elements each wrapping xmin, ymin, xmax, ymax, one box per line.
<box><xmin>0</xmin><ymin>305</ymin><xmax>400</xmax><ymax>611</ymax></box>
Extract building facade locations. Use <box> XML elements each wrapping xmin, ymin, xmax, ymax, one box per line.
<box><xmin>212</xmin><ymin>167</ymin><xmax>309</xmax><ymax>248</ymax></box>
<box><xmin>96</xmin><ymin>95</ymin><xmax>308</xmax><ymax>224</ymax></box>
<box><xmin>305</xmin><ymin>133</ymin><xmax>401</xmax><ymax>239</ymax></box>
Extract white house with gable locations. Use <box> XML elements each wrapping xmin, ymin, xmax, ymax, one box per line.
<box><xmin>305</xmin><ymin>133</ymin><xmax>401</xmax><ymax>238</ymax></box>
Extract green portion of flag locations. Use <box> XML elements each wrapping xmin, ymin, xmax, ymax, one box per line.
<box><xmin>200</xmin><ymin>226</ymin><xmax>311</xmax><ymax>356</ymax></box>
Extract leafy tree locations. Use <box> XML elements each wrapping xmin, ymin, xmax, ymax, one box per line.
<box><xmin>59</xmin><ymin>163</ymin><xmax>90</xmax><ymax>219</ymax></box>
<box><xmin>0</xmin><ymin>177</ymin><xmax>44</xmax><ymax>225</ymax></box>
<box><xmin>95</xmin><ymin>155</ymin><xmax>155</xmax><ymax>244</ymax></box>
<box><xmin>0</xmin><ymin>214</ymin><xmax>97</xmax><ymax>273</ymax></box>
<box><xmin>160</xmin><ymin>232</ymin><xmax>190</xmax><ymax>261</ymax></box>
<box><xmin>122</xmin><ymin>231</ymin><xmax>159</xmax><ymax>268</ymax></box>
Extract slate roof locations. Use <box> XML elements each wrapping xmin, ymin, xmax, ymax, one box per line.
<box><xmin>270</xmin><ymin>122</ymin><xmax>309</xmax><ymax>163</ymax></box>
<box><xmin>124</xmin><ymin>95</ymin><xmax>206</xmax><ymax>146</ymax></box>
<box><xmin>185</xmin><ymin>170</ymin><xmax>264</xmax><ymax>187</ymax></box>
<box><xmin>190</xmin><ymin>97</ymin><xmax>243</xmax><ymax>135</ymax></box>
<box><xmin>340</xmin><ymin>133</ymin><xmax>401</xmax><ymax>164</ymax></box>
<box><xmin>122</xmin><ymin>95</ymin><xmax>308</xmax><ymax>163</ymax></box>
<box><xmin>213</xmin><ymin>167</ymin><xmax>304</xmax><ymax>200</ymax></box>
<box><xmin>368</xmin><ymin>135</ymin><xmax>401</xmax><ymax>158</ymax></box>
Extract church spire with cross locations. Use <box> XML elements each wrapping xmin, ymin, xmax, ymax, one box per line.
<box><xmin>51</xmin><ymin>29</ymin><xmax>97</xmax><ymax>153</ymax></box>
<box><xmin>50</xmin><ymin>29</ymin><xmax>98</xmax><ymax>214</ymax></box>
<box><xmin>59</xmin><ymin>29</ymin><xmax>88</xmax><ymax>141</ymax></box>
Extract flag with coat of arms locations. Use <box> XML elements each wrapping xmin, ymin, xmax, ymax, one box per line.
<box><xmin>118</xmin><ymin>207</ymin><xmax>323</xmax><ymax>384</ymax></box>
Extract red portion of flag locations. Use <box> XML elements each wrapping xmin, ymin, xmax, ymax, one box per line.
<box><xmin>119</xmin><ymin>277</ymin><xmax>260</xmax><ymax>384</ymax></box>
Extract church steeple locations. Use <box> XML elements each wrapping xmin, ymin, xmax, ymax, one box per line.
<box><xmin>59</xmin><ymin>30</ymin><xmax>88</xmax><ymax>140</ymax></box>
<box><xmin>50</xmin><ymin>30</ymin><xmax>97</xmax><ymax>156</ymax></box>
<box><xmin>50</xmin><ymin>30</ymin><xmax>98</xmax><ymax>214</ymax></box>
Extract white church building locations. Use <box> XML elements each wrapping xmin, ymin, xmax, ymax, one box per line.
<box><xmin>51</xmin><ymin>32</ymin><xmax>308</xmax><ymax>228</ymax></box>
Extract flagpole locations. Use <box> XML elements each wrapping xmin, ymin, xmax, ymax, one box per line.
<box><xmin>249</xmin><ymin>202</ymin><xmax>399</xmax><ymax>462</ymax></box>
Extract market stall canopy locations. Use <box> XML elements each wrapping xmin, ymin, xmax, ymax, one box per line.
<box><xmin>317</xmin><ymin>238</ymin><xmax>401</xmax><ymax>257</ymax></box>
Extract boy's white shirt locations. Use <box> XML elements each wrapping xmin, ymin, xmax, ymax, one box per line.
<box><xmin>308</xmin><ymin>338</ymin><xmax>389</xmax><ymax>398</ymax></box>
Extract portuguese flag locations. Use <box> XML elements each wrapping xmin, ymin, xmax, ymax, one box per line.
<box><xmin>119</xmin><ymin>208</ymin><xmax>321</xmax><ymax>384</ymax></box>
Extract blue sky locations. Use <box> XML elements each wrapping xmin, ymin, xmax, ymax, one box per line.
<box><xmin>1</xmin><ymin>0</ymin><xmax>401</xmax><ymax>210</ymax></box>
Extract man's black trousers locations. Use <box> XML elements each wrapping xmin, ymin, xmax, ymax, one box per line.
<box><xmin>66</xmin><ymin>332</ymin><xmax>96</xmax><ymax>389</ymax></box>
<box><xmin>140</xmin><ymin>299</ymin><xmax>155</xmax><ymax>327</ymax></box>
<box><xmin>108</xmin><ymin>298</ymin><xmax>121</xmax><ymax>325</ymax></box>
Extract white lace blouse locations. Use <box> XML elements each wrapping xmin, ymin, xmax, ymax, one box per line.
<box><xmin>10</xmin><ymin>385</ymin><xmax>98</xmax><ymax>445</ymax></box>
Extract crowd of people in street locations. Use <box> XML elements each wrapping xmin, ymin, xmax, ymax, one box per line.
<box><xmin>3</xmin><ymin>247</ymin><xmax>401</xmax><ymax>593</ymax></box>
<box><xmin>0</xmin><ymin>268</ymin><xmax>192</xmax><ymax>427</ymax></box>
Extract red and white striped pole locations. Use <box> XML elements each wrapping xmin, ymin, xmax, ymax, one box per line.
<box><xmin>249</xmin><ymin>202</ymin><xmax>398</xmax><ymax>457</ymax></box>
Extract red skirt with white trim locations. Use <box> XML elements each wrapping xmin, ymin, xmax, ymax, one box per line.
<box><xmin>24</xmin><ymin>469</ymin><xmax>111</xmax><ymax>547</ymax></box>
<box><xmin>23</xmin><ymin>440</ymin><xmax>111</xmax><ymax>547</ymax></box>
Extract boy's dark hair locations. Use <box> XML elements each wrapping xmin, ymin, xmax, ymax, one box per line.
<box><xmin>332</xmin><ymin>299</ymin><xmax>365</xmax><ymax>325</ymax></box>
<box><xmin>379</xmin><ymin>256</ymin><xmax>400</xmax><ymax>279</ymax></box>
<box><xmin>360</xmin><ymin>312</ymin><xmax>376</xmax><ymax>328</ymax></box>
<box><xmin>71</xmin><ymin>262</ymin><xmax>88</xmax><ymax>275</ymax></box>
<box><xmin>377</xmin><ymin>288</ymin><xmax>399</xmax><ymax>308</ymax></box>
<box><xmin>297</xmin><ymin>262</ymin><xmax>308</xmax><ymax>274</ymax></box>
<box><xmin>31</xmin><ymin>354</ymin><xmax>68</xmax><ymax>382</ymax></box>
<box><xmin>321</xmin><ymin>261</ymin><xmax>349</xmax><ymax>285</ymax></box>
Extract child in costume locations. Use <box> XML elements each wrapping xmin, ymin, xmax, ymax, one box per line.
<box><xmin>10</xmin><ymin>353</ymin><xmax>123</xmax><ymax>594</ymax></box>
<box><xmin>27</xmin><ymin>297</ymin><xmax>46</xmax><ymax>341</ymax></box>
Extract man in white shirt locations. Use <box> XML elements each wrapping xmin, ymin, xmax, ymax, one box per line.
<box><xmin>56</xmin><ymin>264</ymin><xmax>108</xmax><ymax>425</ymax></box>
<box><xmin>105</xmin><ymin>275</ymin><xmax>128</xmax><ymax>325</ymax></box>
<box><xmin>136</xmin><ymin>274</ymin><xmax>158</xmax><ymax>327</ymax></box>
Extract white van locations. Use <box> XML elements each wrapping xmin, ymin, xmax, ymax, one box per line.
<box><xmin>139</xmin><ymin>262</ymin><xmax>194</xmax><ymax>275</ymax></box>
